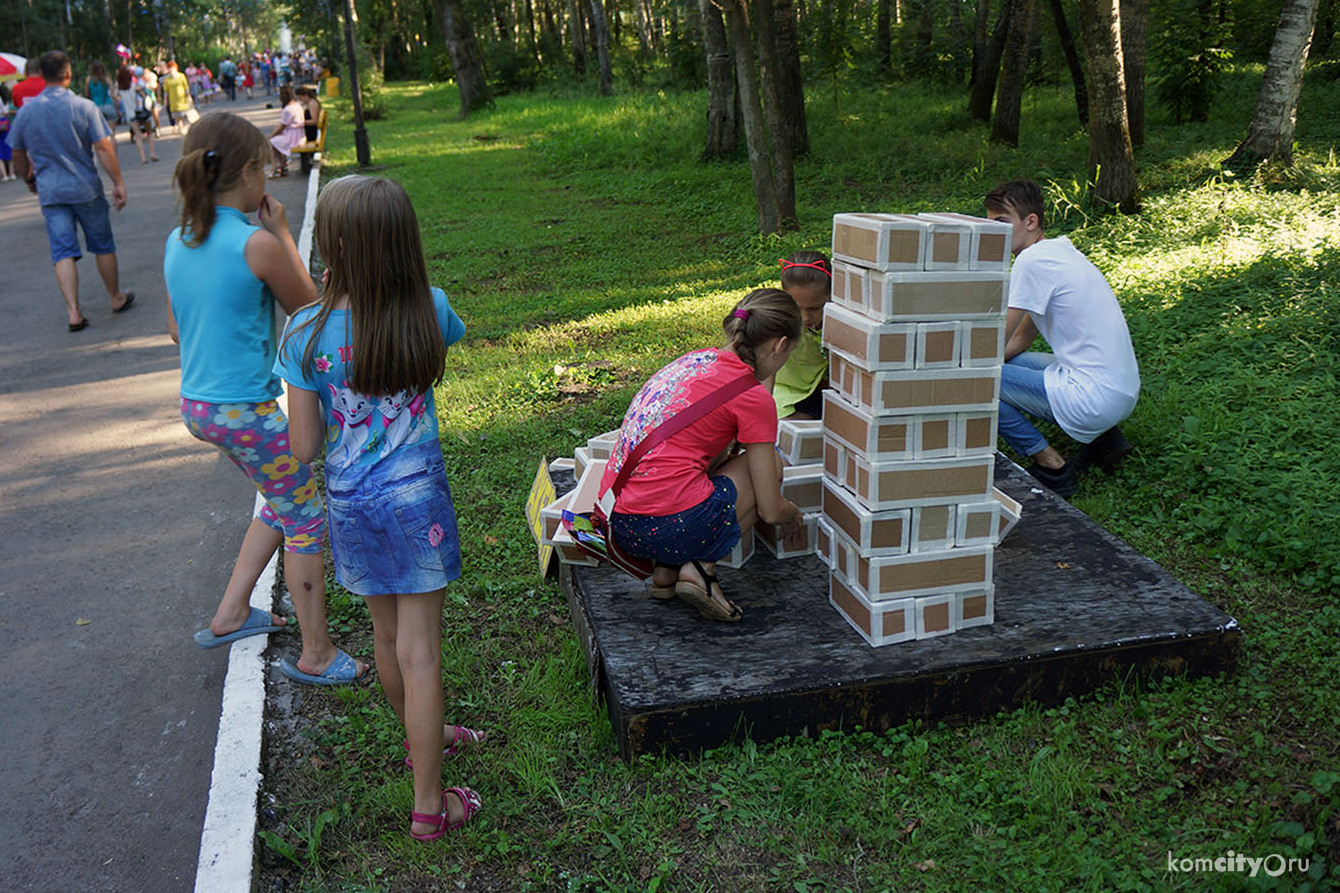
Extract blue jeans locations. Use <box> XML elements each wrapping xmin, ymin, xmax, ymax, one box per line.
<box><xmin>41</xmin><ymin>197</ymin><xmax>116</xmax><ymax>264</ymax></box>
<box><xmin>999</xmin><ymin>352</ymin><xmax>1059</xmax><ymax>458</ymax></box>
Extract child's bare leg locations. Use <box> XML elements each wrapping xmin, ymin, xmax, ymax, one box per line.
<box><xmin>209</xmin><ymin>516</ymin><xmax>285</xmax><ymax>633</ymax></box>
<box><xmin>366</xmin><ymin>594</ymin><xmax>405</xmax><ymax>723</ymax></box>
<box><xmin>285</xmin><ymin>550</ymin><xmax>361</xmax><ymax>676</ymax></box>
<box><xmin>393</xmin><ymin>590</ymin><xmax>465</xmax><ymax>830</ymax></box>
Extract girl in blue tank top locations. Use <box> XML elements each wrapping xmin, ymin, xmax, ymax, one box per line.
<box><xmin>164</xmin><ymin>111</ymin><xmax>365</xmax><ymax>686</ymax></box>
<box><xmin>275</xmin><ymin>175</ymin><xmax>483</xmax><ymax>840</ymax></box>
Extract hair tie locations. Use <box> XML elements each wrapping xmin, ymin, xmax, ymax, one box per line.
<box><xmin>732</xmin><ymin>308</ymin><xmax>750</xmax><ymax>321</ymax></box>
<box><xmin>203</xmin><ymin>149</ymin><xmax>221</xmax><ymax>187</ymax></box>
<box><xmin>779</xmin><ymin>258</ymin><xmax>833</xmax><ymax>278</ymax></box>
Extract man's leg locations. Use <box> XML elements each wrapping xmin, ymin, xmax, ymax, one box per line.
<box><xmin>94</xmin><ymin>254</ymin><xmax>132</xmax><ymax>309</ymax></box>
<box><xmin>53</xmin><ymin>258</ymin><xmax>83</xmax><ymax>326</ymax></box>
<box><xmin>78</xmin><ymin>199</ymin><xmax>133</xmax><ymax>310</ymax></box>
<box><xmin>1000</xmin><ymin>353</ymin><xmax>1078</xmax><ymax>495</ymax></box>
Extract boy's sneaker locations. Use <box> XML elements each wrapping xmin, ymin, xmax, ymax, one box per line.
<box><xmin>1078</xmin><ymin>426</ymin><xmax>1134</xmax><ymax>473</ymax></box>
<box><xmin>1027</xmin><ymin>460</ymin><xmax>1081</xmax><ymax>498</ymax></box>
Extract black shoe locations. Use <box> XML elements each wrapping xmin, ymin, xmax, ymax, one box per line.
<box><xmin>1028</xmin><ymin>461</ymin><xmax>1080</xmax><ymax>498</ymax></box>
<box><xmin>1079</xmin><ymin>426</ymin><xmax>1133</xmax><ymax>472</ymax></box>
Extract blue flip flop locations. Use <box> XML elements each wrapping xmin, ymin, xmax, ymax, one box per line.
<box><xmin>193</xmin><ymin>606</ymin><xmax>287</xmax><ymax>649</ymax></box>
<box><xmin>279</xmin><ymin>649</ymin><xmax>366</xmax><ymax>686</ymax></box>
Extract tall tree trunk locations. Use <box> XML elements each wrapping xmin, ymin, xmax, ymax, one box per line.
<box><xmin>1078</xmin><ymin>0</ymin><xmax>1140</xmax><ymax>211</ymax></box>
<box><xmin>570</xmin><ymin>0</ymin><xmax>588</xmax><ymax>74</ymax></box>
<box><xmin>1120</xmin><ymin>0</ymin><xmax>1147</xmax><ymax>143</ymax></box>
<box><xmin>436</xmin><ymin>0</ymin><xmax>494</xmax><ymax>118</ymax></box>
<box><xmin>526</xmin><ymin>0</ymin><xmax>540</xmax><ymax>62</ymax></box>
<box><xmin>590</xmin><ymin>0</ymin><xmax>613</xmax><ymax>93</ymax></box>
<box><xmin>754</xmin><ymin>0</ymin><xmax>798</xmax><ymax>230</ymax></box>
<box><xmin>878</xmin><ymin>0</ymin><xmax>893</xmax><ymax>70</ymax></box>
<box><xmin>771</xmin><ymin>0</ymin><xmax>809</xmax><ymax>155</ymax></box>
<box><xmin>1225</xmin><ymin>0</ymin><xmax>1320</xmax><ymax>167</ymax></box>
<box><xmin>1049</xmin><ymin>0</ymin><xmax>1088</xmax><ymax>125</ymax></box>
<box><xmin>700</xmin><ymin>0</ymin><xmax>740</xmax><ymax>158</ymax></box>
<box><xmin>991</xmin><ymin>0</ymin><xmax>1034</xmax><ymax>144</ymax></box>
<box><xmin>721</xmin><ymin>0</ymin><xmax>781</xmax><ymax>233</ymax></box>
<box><xmin>969</xmin><ymin>0</ymin><xmax>1013</xmax><ymax>120</ymax></box>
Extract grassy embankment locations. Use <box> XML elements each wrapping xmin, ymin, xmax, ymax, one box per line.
<box><xmin>259</xmin><ymin>72</ymin><xmax>1340</xmax><ymax>891</ymax></box>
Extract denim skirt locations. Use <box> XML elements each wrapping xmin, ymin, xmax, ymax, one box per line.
<box><xmin>325</xmin><ymin>442</ymin><xmax>462</xmax><ymax>596</ymax></box>
<box><xmin>609</xmin><ymin>476</ymin><xmax>741</xmax><ymax>565</ymax></box>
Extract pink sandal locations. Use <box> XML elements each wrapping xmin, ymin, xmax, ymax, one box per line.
<box><xmin>409</xmin><ymin>786</ymin><xmax>482</xmax><ymax>841</ymax></box>
<box><xmin>403</xmin><ymin>724</ymin><xmax>487</xmax><ymax>768</ymax></box>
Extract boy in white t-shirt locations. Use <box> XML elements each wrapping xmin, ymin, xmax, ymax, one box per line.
<box><xmin>985</xmin><ymin>180</ymin><xmax>1140</xmax><ymax>497</ymax></box>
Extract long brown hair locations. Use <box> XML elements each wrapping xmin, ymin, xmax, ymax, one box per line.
<box><xmin>172</xmin><ymin>111</ymin><xmax>270</xmax><ymax>247</ymax></box>
<box><xmin>722</xmin><ymin>288</ymin><xmax>802</xmax><ymax>369</ymax></box>
<box><xmin>294</xmin><ymin>175</ymin><xmax>446</xmax><ymax>396</ymax></box>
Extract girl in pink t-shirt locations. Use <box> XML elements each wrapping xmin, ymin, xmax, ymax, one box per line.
<box><xmin>599</xmin><ymin>289</ymin><xmax>806</xmax><ymax>622</ymax></box>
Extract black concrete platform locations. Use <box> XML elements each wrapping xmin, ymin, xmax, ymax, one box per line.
<box><xmin>560</xmin><ymin>455</ymin><xmax>1242</xmax><ymax>760</ymax></box>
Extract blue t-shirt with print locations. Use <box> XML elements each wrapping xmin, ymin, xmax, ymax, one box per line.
<box><xmin>274</xmin><ymin>287</ymin><xmax>464</xmax><ymax>488</ymax></box>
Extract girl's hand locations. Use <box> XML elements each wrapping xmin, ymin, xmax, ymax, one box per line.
<box><xmin>778</xmin><ymin>501</ymin><xmax>807</xmax><ymax>552</ymax></box>
<box><xmin>257</xmin><ymin>194</ymin><xmax>289</xmax><ymax>233</ymax></box>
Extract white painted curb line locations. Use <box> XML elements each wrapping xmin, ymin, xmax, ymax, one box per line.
<box><xmin>195</xmin><ymin>159</ymin><xmax>323</xmax><ymax>893</ymax></box>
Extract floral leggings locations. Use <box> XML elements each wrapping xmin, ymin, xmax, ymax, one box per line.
<box><xmin>181</xmin><ymin>398</ymin><xmax>325</xmax><ymax>553</ymax></box>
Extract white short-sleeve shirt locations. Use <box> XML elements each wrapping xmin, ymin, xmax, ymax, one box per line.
<box><xmin>1009</xmin><ymin>237</ymin><xmax>1140</xmax><ymax>441</ymax></box>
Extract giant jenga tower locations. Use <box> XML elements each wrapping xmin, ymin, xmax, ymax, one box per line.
<box><xmin>817</xmin><ymin>212</ymin><xmax>1021</xmax><ymax>646</ymax></box>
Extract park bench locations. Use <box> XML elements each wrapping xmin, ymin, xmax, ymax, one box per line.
<box><xmin>291</xmin><ymin>108</ymin><xmax>328</xmax><ymax>174</ymax></box>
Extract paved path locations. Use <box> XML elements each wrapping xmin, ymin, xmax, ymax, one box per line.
<box><xmin>0</xmin><ymin>93</ymin><xmax>310</xmax><ymax>891</ymax></box>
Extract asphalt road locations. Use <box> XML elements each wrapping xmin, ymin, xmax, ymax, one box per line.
<box><xmin>0</xmin><ymin>92</ymin><xmax>310</xmax><ymax>891</ymax></box>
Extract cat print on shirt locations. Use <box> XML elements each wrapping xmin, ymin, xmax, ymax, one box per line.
<box><xmin>327</xmin><ymin>384</ymin><xmax>374</xmax><ymax>467</ymax></box>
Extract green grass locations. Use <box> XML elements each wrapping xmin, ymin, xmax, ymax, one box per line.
<box><xmin>259</xmin><ymin>71</ymin><xmax>1340</xmax><ymax>890</ymax></box>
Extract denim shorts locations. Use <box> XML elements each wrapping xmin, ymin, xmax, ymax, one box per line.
<box><xmin>41</xmin><ymin>198</ymin><xmax>116</xmax><ymax>264</ymax></box>
<box><xmin>610</xmin><ymin>476</ymin><xmax>741</xmax><ymax>565</ymax></box>
<box><xmin>325</xmin><ymin>443</ymin><xmax>462</xmax><ymax>597</ymax></box>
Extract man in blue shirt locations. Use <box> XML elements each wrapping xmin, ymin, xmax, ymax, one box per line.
<box><xmin>10</xmin><ymin>51</ymin><xmax>135</xmax><ymax>332</ymax></box>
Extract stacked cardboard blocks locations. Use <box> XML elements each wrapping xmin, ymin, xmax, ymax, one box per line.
<box><xmin>811</xmin><ymin>211</ymin><xmax>1024</xmax><ymax>646</ymax></box>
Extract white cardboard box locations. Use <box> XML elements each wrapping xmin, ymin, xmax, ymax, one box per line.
<box><xmin>841</xmin><ymin>451</ymin><xmax>995</xmax><ymax>511</ymax></box>
<box><xmin>861</xmin><ymin>269</ymin><xmax>1009</xmax><ymax>322</ymax></box>
<box><xmin>953</xmin><ymin>586</ymin><xmax>996</xmax><ymax>629</ymax></box>
<box><xmin>825</xmin><ymin>364</ymin><xmax>1001</xmax><ymax>417</ymax></box>
<box><xmin>755</xmin><ymin>512</ymin><xmax>820</xmax><ymax>559</ymax></box>
<box><xmin>822</xmin><ymin>476</ymin><xmax>911</xmax><ymax>556</ymax></box>
<box><xmin>586</xmin><ymin>428</ymin><xmax>620</xmax><ymax>461</ymax></box>
<box><xmin>909</xmin><ymin>503</ymin><xmax>956</xmax><ymax>553</ymax></box>
<box><xmin>829</xmin><ymin>574</ymin><xmax>917</xmax><ymax>647</ymax></box>
<box><xmin>847</xmin><ymin>544</ymin><xmax>994</xmax><ymax>601</ymax></box>
<box><xmin>831</xmin><ymin>213</ymin><xmax>931</xmax><ymax>272</ymax></box>
<box><xmin>915</xmin><ymin>321</ymin><xmax>963</xmax><ymax>369</ymax></box>
<box><xmin>993</xmin><ymin>487</ymin><xmax>1023</xmax><ymax>540</ymax></box>
<box><xmin>716</xmin><ymin>530</ymin><xmax>756</xmax><ymax>569</ymax></box>
<box><xmin>915</xmin><ymin>593</ymin><xmax>957</xmax><ymax>638</ymax></box>
<box><xmin>955</xmin><ymin>499</ymin><xmax>1001</xmax><ymax>547</ymax></box>
<box><xmin>781</xmin><ymin>464</ymin><xmax>825</xmax><ymax>514</ymax></box>
<box><xmin>917</xmin><ymin>212</ymin><xmax>1012</xmax><ymax>271</ymax></box>
<box><xmin>822</xmin><ymin>303</ymin><xmax>916</xmax><ymax>370</ymax></box>
<box><xmin>960</xmin><ymin>319</ymin><xmax>1006</xmax><ymax>367</ymax></box>
<box><xmin>822</xmin><ymin>391</ymin><xmax>915</xmax><ymax>460</ymax></box>
<box><xmin>919</xmin><ymin>215</ymin><xmax>974</xmax><ymax>271</ymax></box>
<box><xmin>777</xmin><ymin>418</ymin><xmax>825</xmax><ymax>466</ymax></box>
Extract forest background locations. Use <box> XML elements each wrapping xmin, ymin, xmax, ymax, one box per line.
<box><xmin>8</xmin><ymin>0</ymin><xmax>1340</xmax><ymax>888</ymax></box>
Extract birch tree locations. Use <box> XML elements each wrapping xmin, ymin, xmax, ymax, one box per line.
<box><xmin>1225</xmin><ymin>0</ymin><xmax>1321</xmax><ymax>167</ymax></box>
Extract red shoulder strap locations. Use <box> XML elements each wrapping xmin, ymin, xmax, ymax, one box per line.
<box><xmin>601</xmin><ymin>370</ymin><xmax>757</xmax><ymax>513</ymax></box>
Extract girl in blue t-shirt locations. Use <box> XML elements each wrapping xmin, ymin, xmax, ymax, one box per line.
<box><xmin>275</xmin><ymin>175</ymin><xmax>483</xmax><ymax>841</ymax></box>
<box><xmin>166</xmin><ymin>111</ymin><xmax>365</xmax><ymax>687</ymax></box>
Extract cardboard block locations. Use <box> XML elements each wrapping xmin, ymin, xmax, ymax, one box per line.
<box><xmin>815</xmin><ymin>516</ymin><xmax>834</xmax><ymax>567</ymax></box>
<box><xmin>922</xmin><ymin>216</ymin><xmax>974</xmax><ymax>271</ymax></box>
<box><xmin>573</xmin><ymin>446</ymin><xmax>590</xmax><ymax>478</ymax></box>
<box><xmin>831</xmin><ymin>213</ymin><xmax>931</xmax><ymax>272</ymax></box>
<box><xmin>548</xmin><ymin>457</ymin><xmax>575</xmax><ymax>475</ymax></box>
<box><xmin>832</xmin><ymin>260</ymin><xmax>867</xmax><ymax>310</ymax></box>
<box><xmin>993</xmin><ymin>486</ymin><xmax>1023</xmax><ymax>541</ymax></box>
<box><xmin>782</xmin><ymin>464</ymin><xmax>825</xmax><ymax>514</ymax></box>
<box><xmin>716</xmin><ymin>529</ymin><xmax>756</xmax><ymax>569</ymax></box>
<box><xmin>843</xmin><ymin>453</ymin><xmax>994</xmax><ymax>510</ymax></box>
<box><xmin>916</xmin><ymin>594</ymin><xmax>956</xmax><ymax>638</ymax></box>
<box><xmin>756</xmin><ymin>512</ymin><xmax>820</xmax><ymax>559</ymax></box>
<box><xmin>586</xmin><ymin>429</ymin><xmax>620</xmax><ymax>461</ymax></box>
<box><xmin>915</xmin><ymin>322</ymin><xmax>962</xmax><ymax>369</ymax></box>
<box><xmin>916</xmin><ymin>413</ymin><xmax>957</xmax><ymax>459</ymax></box>
<box><xmin>822</xmin><ymin>303</ymin><xmax>915</xmax><ymax>370</ymax></box>
<box><xmin>539</xmin><ymin>490</ymin><xmax>574</xmax><ymax>545</ymax></box>
<box><xmin>955</xmin><ymin>499</ymin><xmax>1000</xmax><ymax>547</ymax></box>
<box><xmin>821</xmin><ymin>477</ymin><xmax>910</xmax><ymax>556</ymax></box>
<box><xmin>910</xmin><ymin>503</ymin><xmax>956</xmax><ymax>553</ymax></box>
<box><xmin>551</xmin><ymin>524</ymin><xmax>601</xmax><ymax>567</ymax></box>
<box><xmin>829</xmin><ymin>574</ymin><xmax>917</xmax><ymax>647</ymax></box>
<box><xmin>959</xmin><ymin>411</ymin><xmax>999</xmax><ymax>456</ymax></box>
<box><xmin>953</xmin><ymin>586</ymin><xmax>996</xmax><ymax>629</ymax></box>
<box><xmin>863</xmin><ymin>270</ymin><xmax>1009</xmax><ymax>321</ymax></box>
<box><xmin>821</xmin><ymin>390</ymin><xmax>914</xmax><ymax>460</ymax></box>
<box><xmin>777</xmin><ymin>418</ymin><xmax>825</xmax><ymax>466</ymax></box>
<box><xmin>960</xmin><ymin>319</ymin><xmax>1006</xmax><ymax>367</ymax></box>
<box><xmin>849</xmin><ymin>545</ymin><xmax>993</xmax><ymax>600</ymax></box>
<box><xmin>917</xmin><ymin>212</ymin><xmax>1012</xmax><ymax>271</ymax></box>
<box><xmin>827</xmin><ymin>365</ymin><xmax>1000</xmax><ymax>417</ymax></box>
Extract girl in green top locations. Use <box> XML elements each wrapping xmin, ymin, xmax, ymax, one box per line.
<box><xmin>772</xmin><ymin>250</ymin><xmax>832</xmax><ymax>419</ymax></box>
